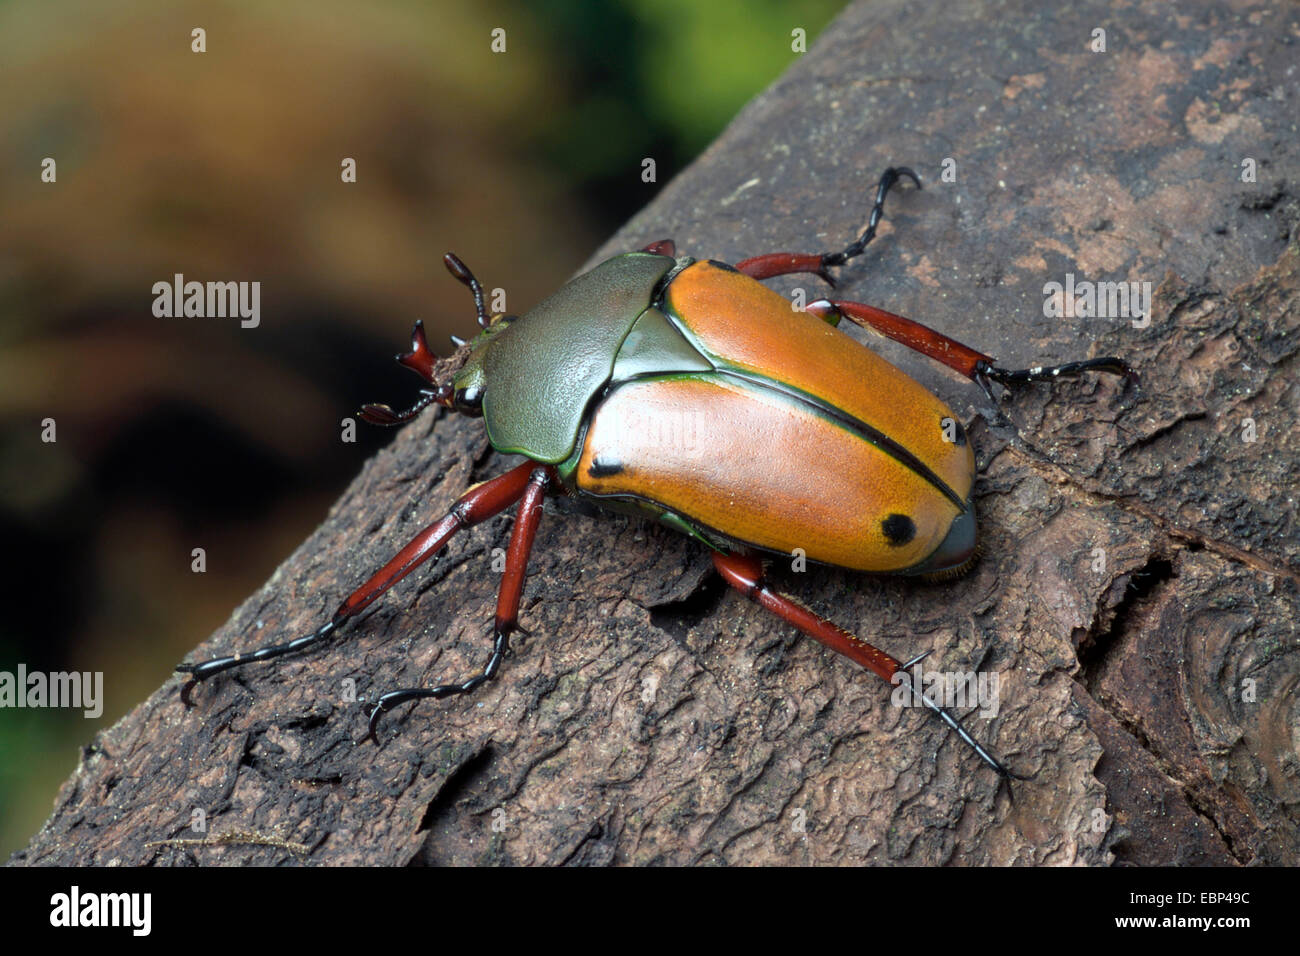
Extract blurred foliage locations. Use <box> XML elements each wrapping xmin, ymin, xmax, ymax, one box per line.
<box><xmin>0</xmin><ymin>0</ymin><xmax>844</xmax><ymax>857</ymax></box>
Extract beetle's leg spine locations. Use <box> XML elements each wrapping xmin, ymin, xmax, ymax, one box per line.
<box><xmin>364</xmin><ymin>465</ymin><xmax>556</xmax><ymax>741</ymax></box>
<box><xmin>176</xmin><ymin>462</ymin><xmax>539</xmax><ymax>695</ymax></box>
<box><xmin>396</xmin><ymin>320</ymin><xmax>438</xmax><ymax>382</ymax></box>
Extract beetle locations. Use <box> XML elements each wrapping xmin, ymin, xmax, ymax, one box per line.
<box><xmin>178</xmin><ymin>168</ymin><xmax>1134</xmax><ymax>780</ymax></box>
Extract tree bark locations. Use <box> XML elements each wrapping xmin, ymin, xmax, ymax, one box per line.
<box><xmin>13</xmin><ymin>0</ymin><xmax>1298</xmax><ymax>866</ymax></box>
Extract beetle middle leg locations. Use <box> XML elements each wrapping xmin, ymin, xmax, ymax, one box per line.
<box><xmin>725</xmin><ymin>164</ymin><xmax>1136</xmax><ymax>399</ymax></box>
<box><xmin>711</xmin><ymin>550</ymin><xmax>1027</xmax><ymax>781</ymax></box>
<box><xmin>177</xmin><ymin>461</ymin><xmax>538</xmax><ymax>699</ymax></box>
<box><xmin>363</xmin><ymin>465</ymin><xmax>556</xmax><ymax>741</ymax></box>
<box><xmin>733</xmin><ymin>166</ymin><xmax>921</xmax><ymax>285</ymax></box>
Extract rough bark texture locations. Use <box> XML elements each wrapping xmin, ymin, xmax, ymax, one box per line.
<box><xmin>13</xmin><ymin>0</ymin><xmax>1299</xmax><ymax>866</ymax></box>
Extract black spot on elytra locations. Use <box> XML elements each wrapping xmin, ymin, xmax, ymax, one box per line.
<box><xmin>707</xmin><ymin>259</ymin><xmax>739</xmax><ymax>273</ymax></box>
<box><xmin>881</xmin><ymin>513</ymin><xmax>916</xmax><ymax>547</ymax></box>
<box><xmin>588</xmin><ymin>455</ymin><xmax>624</xmax><ymax>478</ymax></box>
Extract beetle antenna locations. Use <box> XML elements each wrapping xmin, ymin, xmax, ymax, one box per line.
<box><xmin>821</xmin><ymin>166</ymin><xmax>922</xmax><ymax>271</ymax></box>
<box><xmin>443</xmin><ymin>252</ymin><xmax>491</xmax><ymax>328</ymax></box>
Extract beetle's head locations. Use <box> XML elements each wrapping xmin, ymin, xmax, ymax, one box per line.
<box><xmin>443</xmin><ymin>314</ymin><xmax>515</xmax><ymax>416</ymax></box>
<box><xmin>436</xmin><ymin>252</ymin><xmax>524</xmax><ymax>415</ymax></box>
<box><xmin>358</xmin><ymin>253</ymin><xmax>515</xmax><ymax>426</ymax></box>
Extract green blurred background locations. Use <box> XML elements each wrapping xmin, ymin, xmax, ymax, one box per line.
<box><xmin>0</xmin><ymin>0</ymin><xmax>845</xmax><ymax>858</ymax></box>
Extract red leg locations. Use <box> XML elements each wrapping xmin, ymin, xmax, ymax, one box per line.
<box><xmin>365</xmin><ymin>465</ymin><xmax>556</xmax><ymax>739</ymax></box>
<box><xmin>734</xmin><ymin>252</ymin><xmax>834</xmax><ymax>284</ymax></box>
<box><xmin>641</xmin><ymin>239</ymin><xmax>677</xmax><ymax>256</ymax></box>
<box><xmin>711</xmin><ymin>551</ymin><xmax>1026</xmax><ymax>779</ymax></box>
<box><xmin>713</xmin><ymin>552</ymin><xmax>902</xmax><ymax>681</ymax></box>
<box><xmin>807</xmin><ymin>299</ymin><xmax>992</xmax><ymax>378</ymax></box>
<box><xmin>177</xmin><ymin>461</ymin><xmax>538</xmax><ymax>694</ymax></box>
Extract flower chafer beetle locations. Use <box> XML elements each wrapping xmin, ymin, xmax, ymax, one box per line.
<box><xmin>178</xmin><ymin>168</ymin><xmax>1135</xmax><ymax>780</ymax></box>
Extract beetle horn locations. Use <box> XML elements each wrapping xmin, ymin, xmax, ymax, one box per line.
<box><xmin>396</xmin><ymin>320</ymin><xmax>437</xmax><ymax>382</ymax></box>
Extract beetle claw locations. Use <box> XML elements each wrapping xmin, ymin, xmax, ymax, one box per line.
<box><xmin>362</xmin><ymin>713</ymin><xmax>383</xmax><ymax>744</ymax></box>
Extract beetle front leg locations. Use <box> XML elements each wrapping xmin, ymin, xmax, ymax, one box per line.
<box><xmin>710</xmin><ymin>550</ymin><xmax>1027</xmax><ymax>781</ymax></box>
<box><xmin>176</xmin><ymin>461</ymin><xmax>538</xmax><ymax>700</ymax></box>
<box><xmin>358</xmin><ymin>320</ymin><xmax>460</xmax><ymax>425</ymax></box>
<box><xmin>733</xmin><ymin>166</ymin><xmax>921</xmax><ymax>285</ymax></box>
<box><xmin>364</xmin><ymin>465</ymin><xmax>556</xmax><ymax>741</ymax></box>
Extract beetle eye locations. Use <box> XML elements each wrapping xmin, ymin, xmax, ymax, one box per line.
<box><xmin>454</xmin><ymin>385</ymin><xmax>484</xmax><ymax>416</ymax></box>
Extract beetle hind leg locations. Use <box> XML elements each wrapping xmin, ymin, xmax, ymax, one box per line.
<box><xmin>710</xmin><ymin>550</ymin><xmax>1027</xmax><ymax>781</ymax></box>
<box><xmin>364</xmin><ymin>465</ymin><xmax>556</xmax><ymax>742</ymax></box>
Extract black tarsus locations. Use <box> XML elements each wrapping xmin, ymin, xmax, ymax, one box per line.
<box><xmin>362</xmin><ymin>625</ymin><xmax>513</xmax><ymax>743</ymax></box>
<box><xmin>974</xmin><ymin>357</ymin><xmax>1139</xmax><ymax>405</ymax></box>
<box><xmin>178</xmin><ymin>617</ymin><xmax>344</xmax><ymax>705</ymax></box>
<box><xmin>820</xmin><ymin>166</ymin><xmax>923</xmax><ymax>271</ymax></box>
<box><xmin>896</xmin><ymin>657</ymin><xmax>1032</xmax><ymax>784</ymax></box>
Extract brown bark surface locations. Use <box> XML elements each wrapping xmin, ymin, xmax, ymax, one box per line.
<box><xmin>13</xmin><ymin>0</ymin><xmax>1299</xmax><ymax>866</ymax></box>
